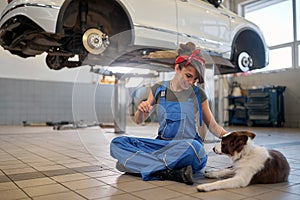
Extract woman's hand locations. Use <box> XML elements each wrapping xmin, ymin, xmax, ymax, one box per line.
<box><xmin>134</xmin><ymin>91</ymin><xmax>154</xmax><ymax>124</ymax></box>
<box><xmin>134</xmin><ymin>101</ymin><xmax>153</xmax><ymax>124</ymax></box>
<box><xmin>137</xmin><ymin>101</ymin><xmax>153</xmax><ymax>113</ymax></box>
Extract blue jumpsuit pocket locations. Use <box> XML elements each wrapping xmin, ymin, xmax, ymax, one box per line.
<box><xmin>161</xmin><ymin>113</ymin><xmax>186</xmax><ymax>139</ymax></box>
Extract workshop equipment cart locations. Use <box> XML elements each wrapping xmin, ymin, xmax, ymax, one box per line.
<box><xmin>246</xmin><ymin>86</ymin><xmax>286</xmax><ymax>127</ymax></box>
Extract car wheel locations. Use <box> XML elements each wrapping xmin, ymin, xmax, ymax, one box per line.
<box><xmin>82</xmin><ymin>28</ymin><xmax>110</xmax><ymax>55</ymax></box>
<box><xmin>237</xmin><ymin>52</ymin><xmax>253</xmax><ymax>72</ymax></box>
<box><xmin>46</xmin><ymin>55</ymin><xmax>67</xmax><ymax>70</ymax></box>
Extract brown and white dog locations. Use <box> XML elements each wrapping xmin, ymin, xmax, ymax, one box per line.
<box><xmin>197</xmin><ymin>131</ymin><xmax>290</xmax><ymax>192</ymax></box>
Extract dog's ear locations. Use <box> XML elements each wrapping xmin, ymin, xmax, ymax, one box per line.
<box><xmin>232</xmin><ymin>134</ymin><xmax>249</xmax><ymax>153</ymax></box>
<box><xmin>241</xmin><ymin>131</ymin><xmax>256</xmax><ymax>140</ymax></box>
<box><xmin>237</xmin><ymin>135</ymin><xmax>248</xmax><ymax>145</ymax></box>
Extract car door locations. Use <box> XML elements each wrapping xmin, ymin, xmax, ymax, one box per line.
<box><xmin>120</xmin><ymin>0</ymin><xmax>178</xmax><ymax>49</ymax></box>
<box><xmin>176</xmin><ymin>0</ymin><xmax>231</xmax><ymax>55</ymax></box>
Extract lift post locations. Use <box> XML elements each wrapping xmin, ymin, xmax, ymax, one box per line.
<box><xmin>113</xmin><ymin>76</ymin><xmax>126</xmax><ymax>133</ymax></box>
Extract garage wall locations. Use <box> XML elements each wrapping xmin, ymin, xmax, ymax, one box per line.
<box><xmin>233</xmin><ymin>68</ymin><xmax>300</xmax><ymax>128</ymax></box>
<box><xmin>0</xmin><ymin>28</ymin><xmax>118</xmax><ymax>125</ymax></box>
<box><xmin>0</xmin><ymin>78</ymin><xmax>115</xmax><ymax>125</ymax></box>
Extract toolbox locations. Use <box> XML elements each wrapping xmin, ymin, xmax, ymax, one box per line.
<box><xmin>246</xmin><ymin>86</ymin><xmax>285</xmax><ymax>127</ymax></box>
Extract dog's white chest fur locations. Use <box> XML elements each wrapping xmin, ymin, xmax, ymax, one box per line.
<box><xmin>235</xmin><ymin>140</ymin><xmax>269</xmax><ymax>169</ymax></box>
<box><xmin>233</xmin><ymin>142</ymin><xmax>269</xmax><ymax>181</ymax></box>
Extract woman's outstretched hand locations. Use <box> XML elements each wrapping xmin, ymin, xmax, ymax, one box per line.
<box><xmin>134</xmin><ymin>101</ymin><xmax>153</xmax><ymax>124</ymax></box>
<box><xmin>137</xmin><ymin>101</ymin><xmax>153</xmax><ymax>113</ymax></box>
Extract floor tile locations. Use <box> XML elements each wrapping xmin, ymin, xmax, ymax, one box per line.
<box><xmin>98</xmin><ymin>193</ymin><xmax>144</xmax><ymax>200</ymax></box>
<box><xmin>33</xmin><ymin>191</ymin><xmax>85</xmax><ymax>200</ymax></box>
<box><xmin>0</xmin><ymin>181</ymin><xmax>19</xmax><ymax>190</ymax></box>
<box><xmin>61</xmin><ymin>178</ymin><xmax>106</xmax><ymax>190</ymax></box>
<box><xmin>22</xmin><ymin>183</ymin><xmax>69</xmax><ymax>197</ymax></box>
<box><xmin>0</xmin><ymin>163</ymin><xmax>30</xmax><ymax>170</ymax></box>
<box><xmin>2</xmin><ymin>167</ymin><xmax>37</xmax><ymax>175</ymax></box>
<box><xmin>253</xmin><ymin>190</ymin><xmax>300</xmax><ymax>200</ymax></box>
<box><xmin>42</xmin><ymin>168</ymin><xmax>76</xmax><ymax>177</ymax></box>
<box><xmin>163</xmin><ymin>182</ymin><xmax>198</xmax><ymax>194</ymax></box>
<box><xmin>111</xmin><ymin>179</ymin><xmax>157</xmax><ymax>192</ymax></box>
<box><xmin>226</xmin><ymin>185</ymin><xmax>273</xmax><ymax>197</ymax></box>
<box><xmin>289</xmin><ymin>177</ymin><xmax>300</xmax><ymax>186</ymax></box>
<box><xmin>51</xmin><ymin>173</ymin><xmax>90</xmax><ymax>182</ymax></box>
<box><xmin>15</xmin><ymin>177</ymin><xmax>56</xmax><ymax>188</ymax></box>
<box><xmin>84</xmin><ymin>169</ymin><xmax>119</xmax><ymax>178</ymax></box>
<box><xmin>97</xmin><ymin>174</ymin><xmax>142</xmax><ymax>185</ymax></box>
<box><xmin>76</xmin><ymin>185</ymin><xmax>125</xmax><ymax>199</ymax></box>
<box><xmin>148</xmin><ymin>179</ymin><xmax>176</xmax><ymax>187</ymax></box>
<box><xmin>191</xmin><ymin>190</ymin><xmax>246</xmax><ymax>200</ymax></box>
<box><xmin>0</xmin><ymin>175</ymin><xmax>11</xmax><ymax>183</ymax></box>
<box><xmin>33</xmin><ymin>164</ymin><xmax>67</xmax><ymax>171</ymax></box>
<box><xmin>0</xmin><ymin>188</ymin><xmax>29</xmax><ymax>200</ymax></box>
<box><xmin>132</xmin><ymin>187</ymin><xmax>184</xmax><ymax>200</ymax></box>
<box><xmin>7</xmin><ymin>171</ymin><xmax>46</xmax><ymax>181</ymax></box>
<box><xmin>170</xmin><ymin>195</ymin><xmax>202</xmax><ymax>200</ymax></box>
<box><xmin>73</xmin><ymin>165</ymin><xmax>105</xmax><ymax>173</ymax></box>
<box><xmin>279</xmin><ymin>183</ymin><xmax>300</xmax><ymax>195</ymax></box>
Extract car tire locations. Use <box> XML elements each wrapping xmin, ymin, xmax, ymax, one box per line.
<box><xmin>46</xmin><ymin>55</ymin><xmax>68</xmax><ymax>70</ymax></box>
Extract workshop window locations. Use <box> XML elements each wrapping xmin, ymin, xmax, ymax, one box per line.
<box><xmin>297</xmin><ymin>0</ymin><xmax>300</xmax><ymax>68</ymax></box>
<box><xmin>245</xmin><ymin>0</ymin><xmax>293</xmax><ymax>46</ymax></box>
<box><xmin>298</xmin><ymin>44</ymin><xmax>300</xmax><ymax>66</ymax></box>
<box><xmin>243</xmin><ymin>0</ymin><xmax>297</xmax><ymax>71</ymax></box>
<box><xmin>268</xmin><ymin>47</ymin><xmax>292</xmax><ymax>71</ymax></box>
<box><xmin>297</xmin><ymin>0</ymin><xmax>300</xmax><ymax>41</ymax></box>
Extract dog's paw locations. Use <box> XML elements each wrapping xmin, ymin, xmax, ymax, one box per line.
<box><xmin>204</xmin><ymin>171</ymin><xmax>217</xmax><ymax>179</ymax></box>
<box><xmin>197</xmin><ymin>183</ymin><xmax>213</xmax><ymax>192</ymax></box>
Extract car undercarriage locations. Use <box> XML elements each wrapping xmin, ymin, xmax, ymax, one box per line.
<box><xmin>0</xmin><ymin>0</ymin><xmax>268</xmax><ymax>74</ymax></box>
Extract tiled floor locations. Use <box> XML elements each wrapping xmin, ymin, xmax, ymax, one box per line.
<box><xmin>0</xmin><ymin>124</ymin><xmax>300</xmax><ymax>200</ymax></box>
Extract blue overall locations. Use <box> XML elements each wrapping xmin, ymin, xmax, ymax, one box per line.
<box><xmin>110</xmin><ymin>81</ymin><xmax>207</xmax><ymax>181</ymax></box>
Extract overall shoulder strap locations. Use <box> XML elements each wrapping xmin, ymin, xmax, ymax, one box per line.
<box><xmin>153</xmin><ymin>81</ymin><xmax>168</xmax><ymax>105</ymax></box>
<box><xmin>194</xmin><ymin>86</ymin><xmax>203</xmax><ymax>126</ymax></box>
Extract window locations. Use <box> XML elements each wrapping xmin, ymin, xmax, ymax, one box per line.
<box><xmin>243</xmin><ymin>0</ymin><xmax>298</xmax><ymax>71</ymax></box>
<box><xmin>255</xmin><ymin>47</ymin><xmax>292</xmax><ymax>72</ymax></box>
<box><xmin>297</xmin><ymin>0</ymin><xmax>300</xmax><ymax>41</ymax></box>
<box><xmin>298</xmin><ymin>44</ymin><xmax>300</xmax><ymax>67</ymax></box>
<box><xmin>297</xmin><ymin>0</ymin><xmax>300</xmax><ymax>68</ymax></box>
<box><xmin>245</xmin><ymin>0</ymin><xmax>293</xmax><ymax>46</ymax></box>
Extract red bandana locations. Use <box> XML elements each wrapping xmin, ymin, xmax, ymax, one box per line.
<box><xmin>175</xmin><ymin>49</ymin><xmax>205</xmax><ymax>66</ymax></box>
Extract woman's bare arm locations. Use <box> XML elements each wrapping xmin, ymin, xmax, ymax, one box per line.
<box><xmin>202</xmin><ymin>100</ymin><xmax>227</xmax><ymax>138</ymax></box>
<box><xmin>134</xmin><ymin>90</ymin><xmax>155</xmax><ymax>124</ymax></box>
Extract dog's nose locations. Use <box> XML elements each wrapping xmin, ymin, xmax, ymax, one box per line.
<box><xmin>213</xmin><ymin>147</ymin><xmax>216</xmax><ymax>153</ymax></box>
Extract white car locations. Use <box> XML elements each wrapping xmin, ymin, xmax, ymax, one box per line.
<box><xmin>0</xmin><ymin>0</ymin><xmax>268</xmax><ymax>74</ymax></box>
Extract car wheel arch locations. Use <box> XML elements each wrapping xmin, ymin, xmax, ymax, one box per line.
<box><xmin>231</xmin><ymin>28</ymin><xmax>267</xmax><ymax>71</ymax></box>
<box><xmin>55</xmin><ymin>0</ymin><xmax>74</xmax><ymax>34</ymax></box>
<box><xmin>56</xmin><ymin>0</ymin><xmax>133</xmax><ymax>38</ymax></box>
